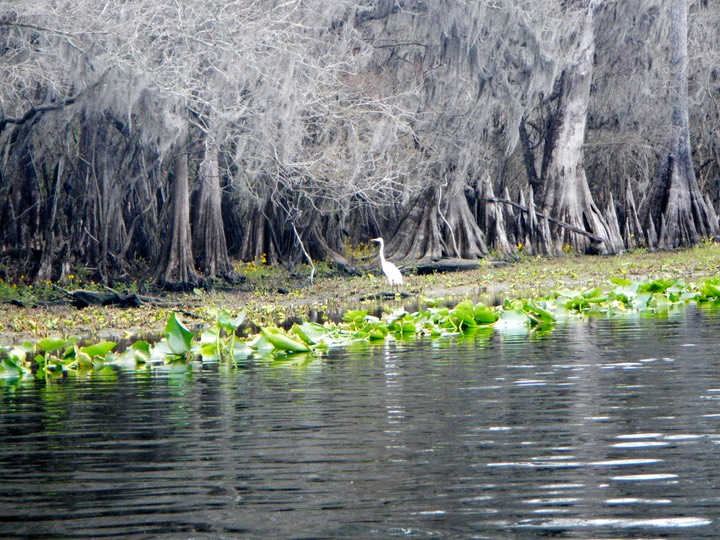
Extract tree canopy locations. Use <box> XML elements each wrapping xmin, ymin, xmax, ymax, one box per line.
<box><xmin>1</xmin><ymin>0</ymin><xmax>718</xmax><ymax>286</ymax></box>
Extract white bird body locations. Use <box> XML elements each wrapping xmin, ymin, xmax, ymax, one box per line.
<box><xmin>370</xmin><ymin>237</ymin><xmax>403</xmax><ymax>287</ymax></box>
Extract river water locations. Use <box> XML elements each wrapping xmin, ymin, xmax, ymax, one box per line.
<box><xmin>2</xmin><ymin>306</ymin><xmax>720</xmax><ymax>538</ymax></box>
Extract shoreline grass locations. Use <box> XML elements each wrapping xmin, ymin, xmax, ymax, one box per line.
<box><xmin>1</xmin><ymin>244</ymin><xmax>719</xmax><ymax>346</ymax></box>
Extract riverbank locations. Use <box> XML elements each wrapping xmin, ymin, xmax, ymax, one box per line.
<box><xmin>1</xmin><ymin>244</ymin><xmax>719</xmax><ymax>346</ymax></box>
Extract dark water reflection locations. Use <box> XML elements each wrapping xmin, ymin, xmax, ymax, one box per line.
<box><xmin>2</xmin><ymin>306</ymin><xmax>720</xmax><ymax>538</ymax></box>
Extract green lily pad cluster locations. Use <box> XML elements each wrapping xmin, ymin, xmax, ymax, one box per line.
<box><xmin>1</xmin><ymin>338</ymin><xmax>118</xmax><ymax>381</ymax></box>
<box><xmin>552</xmin><ymin>276</ymin><xmax>719</xmax><ymax>315</ymax></box>
<box><xmin>2</xmin><ymin>276</ymin><xmax>720</xmax><ymax>380</ymax></box>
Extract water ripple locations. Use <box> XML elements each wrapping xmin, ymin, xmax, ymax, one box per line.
<box><xmin>516</xmin><ymin>516</ymin><xmax>713</xmax><ymax>529</ymax></box>
<box><xmin>2</xmin><ymin>309</ymin><xmax>720</xmax><ymax>537</ymax></box>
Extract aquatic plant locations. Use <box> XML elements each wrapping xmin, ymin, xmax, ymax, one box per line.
<box><xmin>200</xmin><ymin>309</ymin><xmax>251</xmax><ymax>364</ymax></box>
<box><xmin>0</xmin><ymin>337</ymin><xmax>117</xmax><ymax>380</ymax></box>
<box><xmin>2</xmin><ymin>276</ymin><xmax>720</xmax><ymax>380</ymax></box>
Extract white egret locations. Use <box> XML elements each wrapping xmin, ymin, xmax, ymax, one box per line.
<box><xmin>370</xmin><ymin>237</ymin><xmax>403</xmax><ymax>288</ymax></box>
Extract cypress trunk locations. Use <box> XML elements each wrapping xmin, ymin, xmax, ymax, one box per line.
<box><xmin>192</xmin><ymin>141</ymin><xmax>232</xmax><ymax>278</ymax></box>
<box><xmin>153</xmin><ymin>138</ymin><xmax>198</xmax><ymax>290</ymax></box>
<box><xmin>641</xmin><ymin>0</ymin><xmax>718</xmax><ymax>247</ymax></box>
<box><xmin>539</xmin><ymin>1</ymin><xmax>623</xmax><ymax>255</ymax></box>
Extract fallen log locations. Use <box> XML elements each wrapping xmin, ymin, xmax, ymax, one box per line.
<box><xmin>53</xmin><ymin>285</ymin><xmax>167</xmax><ymax>309</ymax></box>
<box><xmin>358</xmin><ymin>291</ymin><xmax>415</xmax><ymax>301</ymax></box>
<box><xmin>415</xmin><ymin>258</ymin><xmax>482</xmax><ymax>274</ymax></box>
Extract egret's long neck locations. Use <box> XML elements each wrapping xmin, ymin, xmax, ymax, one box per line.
<box><xmin>378</xmin><ymin>241</ymin><xmax>386</xmax><ymax>264</ymax></box>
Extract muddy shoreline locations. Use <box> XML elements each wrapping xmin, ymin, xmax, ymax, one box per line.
<box><xmin>2</xmin><ymin>246</ymin><xmax>719</xmax><ymax>347</ymax></box>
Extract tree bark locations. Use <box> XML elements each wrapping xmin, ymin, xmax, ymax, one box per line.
<box><xmin>439</xmin><ymin>174</ymin><xmax>488</xmax><ymax>259</ymax></box>
<box><xmin>84</xmin><ymin>116</ymin><xmax>129</xmax><ymax>283</ymax></box>
<box><xmin>622</xmin><ymin>185</ymin><xmax>645</xmax><ymax>249</ymax></box>
<box><xmin>386</xmin><ymin>184</ymin><xmax>442</xmax><ymax>261</ymax></box>
<box><xmin>388</xmin><ymin>174</ymin><xmax>488</xmax><ymax>262</ymax></box>
<box><xmin>476</xmin><ymin>174</ymin><xmax>515</xmax><ymax>258</ymax></box>
<box><xmin>519</xmin><ymin>118</ymin><xmax>541</xmax><ymax>194</ymax></box>
<box><xmin>153</xmin><ymin>136</ymin><xmax>199</xmax><ymax>290</ymax></box>
<box><xmin>305</xmin><ymin>213</ymin><xmax>359</xmax><ymax>275</ymax></box>
<box><xmin>538</xmin><ymin>0</ymin><xmax>623</xmax><ymax>255</ymax></box>
<box><xmin>641</xmin><ymin>0</ymin><xmax>718</xmax><ymax>247</ymax></box>
<box><xmin>36</xmin><ymin>158</ymin><xmax>63</xmax><ymax>282</ymax></box>
<box><xmin>192</xmin><ymin>140</ymin><xmax>232</xmax><ymax>278</ymax></box>
<box><xmin>517</xmin><ymin>187</ymin><xmax>554</xmax><ymax>256</ymax></box>
<box><xmin>239</xmin><ymin>200</ymin><xmax>279</xmax><ymax>265</ymax></box>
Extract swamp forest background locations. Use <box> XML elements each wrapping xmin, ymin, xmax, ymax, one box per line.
<box><xmin>1</xmin><ymin>0</ymin><xmax>720</xmax><ymax>289</ymax></box>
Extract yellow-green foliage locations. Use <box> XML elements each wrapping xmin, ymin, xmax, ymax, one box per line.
<box><xmin>4</xmin><ymin>275</ymin><xmax>720</xmax><ymax>381</ymax></box>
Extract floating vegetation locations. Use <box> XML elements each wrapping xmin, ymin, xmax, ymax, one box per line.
<box><xmin>2</xmin><ymin>276</ymin><xmax>720</xmax><ymax>380</ymax></box>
